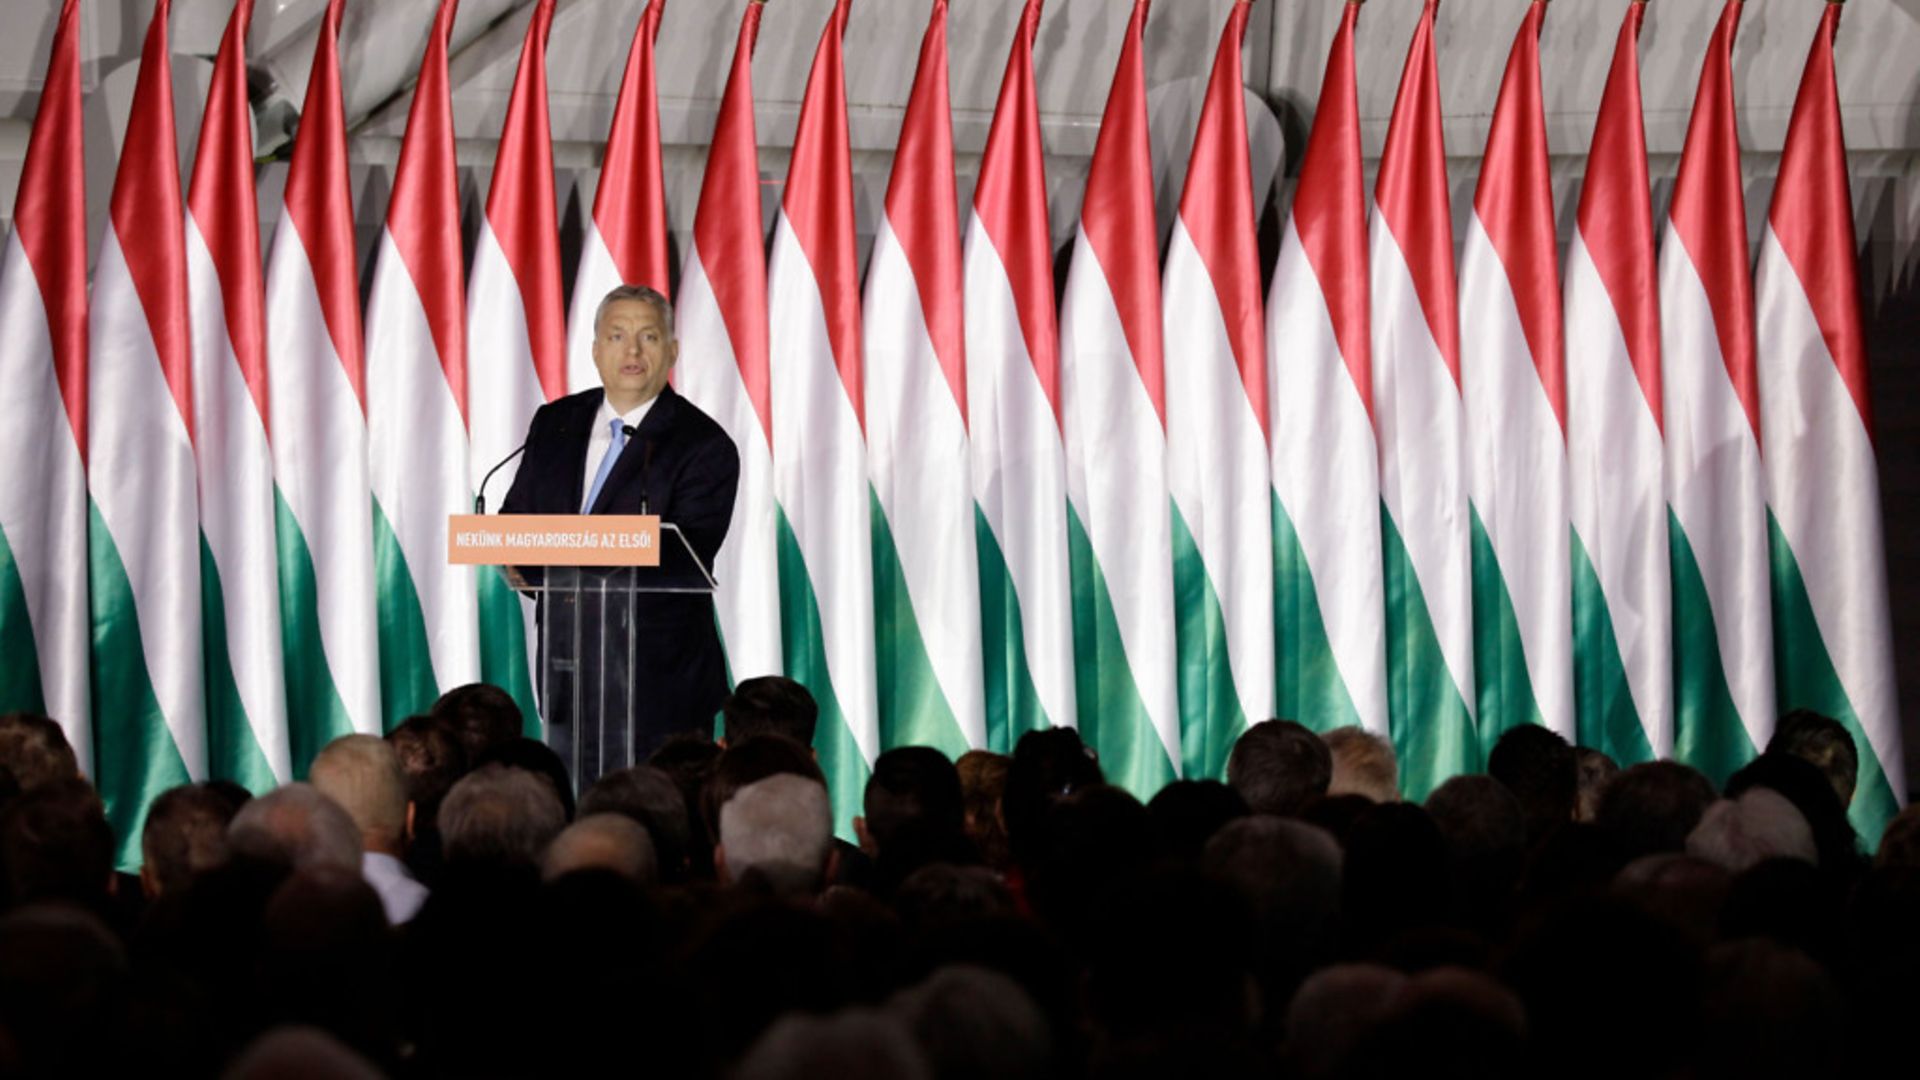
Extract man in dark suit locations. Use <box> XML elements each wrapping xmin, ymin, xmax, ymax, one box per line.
<box><xmin>500</xmin><ymin>284</ymin><xmax>739</xmax><ymax>784</ymax></box>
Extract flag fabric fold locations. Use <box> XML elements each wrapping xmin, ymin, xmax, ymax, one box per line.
<box><xmin>1459</xmin><ymin>0</ymin><xmax>1572</xmax><ymax>743</ymax></box>
<box><xmin>187</xmin><ymin>0</ymin><xmax>292</xmax><ymax>791</ymax></box>
<box><xmin>676</xmin><ymin>1</ymin><xmax>781</xmax><ymax>685</ymax></box>
<box><xmin>88</xmin><ymin>0</ymin><xmax>201</xmax><ymax>862</ymax></box>
<box><xmin>1165</xmin><ymin>0</ymin><xmax>1274</xmax><ymax>776</ymax></box>
<box><xmin>468</xmin><ymin>0</ymin><xmax>563</xmax><ymax>732</ymax></box>
<box><xmin>964</xmin><ymin>0</ymin><xmax>1075</xmax><ymax>748</ymax></box>
<box><xmin>1566</xmin><ymin>0</ymin><xmax>1667</xmax><ymax>764</ymax></box>
<box><xmin>1661</xmin><ymin>0</ymin><xmax>1774</xmax><ymax>783</ymax></box>
<box><xmin>0</xmin><ymin>0</ymin><xmax>90</xmax><ymax>766</ymax></box>
<box><xmin>1757</xmin><ymin>1</ymin><xmax>1905</xmax><ymax>843</ymax></box>
<box><xmin>865</xmin><ymin>0</ymin><xmax>984</xmax><ymax>758</ymax></box>
<box><xmin>366</xmin><ymin>0</ymin><xmax>480</xmax><ymax>720</ymax></box>
<box><xmin>568</xmin><ymin>0</ymin><xmax>671</xmax><ymax>393</ymax></box>
<box><xmin>1060</xmin><ymin>0</ymin><xmax>1180</xmax><ymax>793</ymax></box>
<box><xmin>770</xmin><ymin>0</ymin><xmax>878</xmax><ymax>832</ymax></box>
<box><xmin>266</xmin><ymin>0</ymin><xmax>383</xmax><ymax>760</ymax></box>
<box><xmin>1267</xmin><ymin>1</ymin><xmax>1388</xmax><ymax>744</ymax></box>
<box><xmin>1370</xmin><ymin>0</ymin><xmax>1478</xmax><ymax>797</ymax></box>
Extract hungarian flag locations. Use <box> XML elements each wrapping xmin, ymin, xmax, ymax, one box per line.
<box><xmin>1370</xmin><ymin>0</ymin><xmax>1478</xmax><ymax>796</ymax></box>
<box><xmin>1060</xmin><ymin>0</ymin><xmax>1179</xmax><ymax>792</ymax></box>
<box><xmin>567</xmin><ymin>0</ymin><xmax>671</xmax><ymax>393</ymax></box>
<box><xmin>1757</xmin><ymin>2</ymin><xmax>1905</xmax><ymax>843</ymax></box>
<box><xmin>265</xmin><ymin>0</ymin><xmax>383</xmax><ymax>757</ymax></box>
<box><xmin>467</xmin><ymin>0</ymin><xmax>562</xmax><ymax>730</ymax></box>
<box><xmin>769</xmin><ymin>0</ymin><xmax>877</xmax><ymax>831</ymax></box>
<box><xmin>676</xmin><ymin>2</ymin><xmax>781</xmax><ymax>682</ymax></box>
<box><xmin>1166</xmin><ymin>0</ymin><xmax>1274</xmax><ymax>775</ymax></box>
<box><xmin>865</xmin><ymin>0</ymin><xmax>985</xmax><ymax>758</ymax></box>
<box><xmin>366</xmin><ymin>0</ymin><xmax>480</xmax><ymax>719</ymax></box>
<box><xmin>1661</xmin><ymin>0</ymin><xmax>1774</xmax><ymax>782</ymax></box>
<box><xmin>1267</xmin><ymin>1</ymin><xmax>1388</xmax><ymax>744</ymax></box>
<box><xmin>88</xmin><ymin>0</ymin><xmax>200</xmax><ymax>860</ymax></box>
<box><xmin>964</xmin><ymin>0</ymin><xmax>1075</xmax><ymax>747</ymax></box>
<box><xmin>1459</xmin><ymin>0</ymin><xmax>1572</xmax><ymax>743</ymax></box>
<box><xmin>1565</xmin><ymin>0</ymin><xmax>1667</xmax><ymax>763</ymax></box>
<box><xmin>0</xmin><ymin>0</ymin><xmax>89</xmax><ymax>765</ymax></box>
<box><xmin>187</xmin><ymin>0</ymin><xmax>292</xmax><ymax>790</ymax></box>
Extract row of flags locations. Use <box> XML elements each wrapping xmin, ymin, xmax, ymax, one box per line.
<box><xmin>0</xmin><ymin>0</ymin><xmax>1903</xmax><ymax>857</ymax></box>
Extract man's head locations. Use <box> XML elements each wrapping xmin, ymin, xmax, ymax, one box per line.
<box><xmin>1574</xmin><ymin>746</ymin><xmax>1620</xmax><ymax>823</ymax></box>
<box><xmin>717</xmin><ymin>773</ymin><xmax>834</xmax><ymax>895</ymax></box>
<box><xmin>309</xmin><ymin>735</ymin><xmax>411</xmax><ymax>855</ymax></box>
<box><xmin>1226</xmin><ymin>720</ymin><xmax>1331</xmax><ymax>817</ymax></box>
<box><xmin>1486</xmin><ymin>724</ymin><xmax>1577</xmax><ymax>844</ymax></box>
<box><xmin>861</xmin><ymin>746</ymin><xmax>965</xmax><ymax>857</ymax></box>
<box><xmin>227</xmin><ymin>783</ymin><xmax>364</xmax><ymax>874</ymax></box>
<box><xmin>439</xmin><ymin>763</ymin><xmax>567</xmax><ymax>868</ymax></box>
<box><xmin>579</xmin><ymin>765</ymin><xmax>692</xmax><ymax>881</ymax></box>
<box><xmin>542</xmin><ymin>813</ymin><xmax>659</xmax><ymax>884</ymax></box>
<box><xmin>140</xmin><ymin>782</ymin><xmax>245</xmax><ymax>898</ymax></box>
<box><xmin>1</xmin><ymin>778</ymin><xmax>114</xmax><ymax>907</ymax></box>
<box><xmin>1323</xmin><ymin>725</ymin><xmax>1399</xmax><ymax>803</ymax></box>
<box><xmin>0</xmin><ymin>712</ymin><xmax>79</xmax><ymax>791</ymax></box>
<box><xmin>1686</xmin><ymin>789</ymin><xmax>1818</xmax><ymax>873</ymax></box>
<box><xmin>428</xmin><ymin>683</ymin><xmax>524</xmax><ymax>765</ymax></box>
<box><xmin>721</xmin><ymin>676</ymin><xmax>819</xmax><ymax>746</ymax></box>
<box><xmin>1767</xmin><ymin>709</ymin><xmax>1859</xmax><ymax>809</ymax></box>
<box><xmin>385</xmin><ymin>713</ymin><xmax>467</xmax><ymax>831</ymax></box>
<box><xmin>1596</xmin><ymin>760</ymin><xmax>1719</xmax><ymax>859</ymax></box>
<box><xmin>592</xmin><ymin>285</ymin><xmax>678</xmax><ymax>412</ymax></box>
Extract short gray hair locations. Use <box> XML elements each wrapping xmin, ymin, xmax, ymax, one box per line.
<box><xmin>440</xmin><ymin>764</ymin><xmax>567</xmax><ymax>866</ymax></box>
<box><xmin>594</xmin><ymin>283</ymin><xmax>674</xmax><ymax>340</ymax></box>
<box><xmin>309</xmin><ymin>735</ymin><xmax>408</xmax><ymax>843</ymax></box>
<box><xmin>228</xmin><ymin>783</ymin><xmax>363</xmax><ymax>873</ymax></box>
<box><xmin>542</xmin><ymin>812</ymin><xmax>658</xmax><ymax>884</ymax></box>
<box><xmin>1686</xmin><ymin>788</ymin><xmax>1818</xmax><ymax>872</ymax></box>
<box><xmin>719</xmin><ymin>773</ymin><xmax>832</xmax><ymax>894</ymax></box>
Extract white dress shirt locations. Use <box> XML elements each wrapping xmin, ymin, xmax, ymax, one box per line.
<box><xmin>581</xmin><ymin>395</ymin><xmax>660</xmax><ymax>511</ymax></box>
<box><xmin>362</xmin><ymin>851</ymin><xmax>429</xmax><ymax>925</ymax></box>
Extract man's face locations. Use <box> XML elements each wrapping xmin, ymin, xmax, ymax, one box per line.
<box><xmin>593</xmin><ymin>298</ymin><xmax>678</xmax><ymax>411</ymax></box>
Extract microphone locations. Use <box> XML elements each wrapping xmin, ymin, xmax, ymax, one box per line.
<box><xmin>474</xmin><ymin>442</ymin><xmax>527</xmax><ymax>514</ymax></box>
<box><xmin>630</xmin><ymin>426</ymin><xmax>654</xmax><ymax>515</ymax></box>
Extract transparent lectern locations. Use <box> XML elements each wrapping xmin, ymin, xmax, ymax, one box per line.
<box><xmin>448</xmin><ymin>513</ymin><xmax>716</xmax><ymax>792</ymax></box>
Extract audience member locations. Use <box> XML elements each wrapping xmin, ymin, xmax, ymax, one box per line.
<box><xmin>701</xmin><ymin>733</ymin><xmax>827</xmax><ymax>850</ymax></box>
<box><xmin>1725</xmin><ymin>751</ymin><xmax>1862</xmax><ymax>878</ymax></box>
<box><xmin>1202</xmin><ymin>815</ymin><xmax>1342</xmax><ymax>1010</ymax></box>
<box><xmin>1573</xmin><ymin>746</ymin><xmax>1618</xmax><ymax>823</ymax></box>
<box><xmin>1226</xmin><ymin>720</ymin><xmax>1331</xmax><ymax>817</ymax></box>
<box><xmin>429</xmin><ymin>683</ymin><xmax>526</xmax><ymax>764</ymax></box>
<box><xmin>308</xmin><ymin>735</ymin><xmax>427</xmax><ymax>924</ymax></box>
<box><xmin>477</xmin><ymin>736</ymin><xmax>576</xmax><ymax>821</ymax></box>
<box><xmin>437</xmin><ymin>764</ymin><xmax>565</xmax><ymax>868</ymax></box>
<box><xmin>542</xmin><ymin>813</ymin><xmax>658</xmax><ymax>883</ymax></box>
<box><xmin>1486</xmin><ymin>724</ymin><xmax>1576</xmax><ymax>847</ymax></box>
<box><xmin>139</xmin><ymin>782</ymin><xmax>243</xmax><ymax>900</ymax></box>
<box><xmin>0</xmin><ymin>712</ymin><xmax>79</xmax><ymax>790</ymax></box>
<box><xmin>1874</xmin><ymin>804</ymin><xmax>1920</xmax><ymax>870</ymax></box>
<box><xmin>1145</xmin><ymin>779</ymin><xmax>1248</xmax><ymax>865</ymax></box>
<box><xmin>2</xmin><ymin>778</ymin><xmax>116</xmax><ymax>911</ymax></box>
<box><xmin>226</xmin><ymin>783</ymin><xmax>362</xmax><ymax>876</ymax></box>
<box><xmin>1323</xmin><ymin>726</ymin><xmax>1399</xmax><ymax>803</ymax></box>
<box><xmin>1766</xmin><ymin>709</ymin><xmax>1858</xmax><ymax>810</ymax></box>
<box><xmin>578</xmin><ymin>764</ymin><xmax>692</xmax><ymax>881</ymax></box>
<box><xmin>955</xmin><ymin>750</ymin><xmax>1012</xmax><ymax>870</ymax></box>
<box><xmin>860</xmin><ymin>746</ymin><xmax>975</xmax><ymax>892</ymax></box>
<box><xmin>888</xmin><ymin>965</ymin><xmax>1051</xmax><ymax>1080</ymax></box>
<box><xmin>718</xmin><ymin>773</ymin><xmax>835</xmax><ymax>896</ymax></box>
<box><xmin>648</xmin><ymin>732</ymin><xmax>723</xmax><ymax>877</ymax></box>
<box><xmin>722</xmin><ymin>675</ymin><xmax>819</xmax><ymax>746</ymax></box>
<box><xmin>1686</xmin><ymin>789</ymin><xmax>1818</xmax><ymax>873</ymax></box>
<box><xmin>1595</xmin><ymin>760</ymin><xmax>1718</xmax><ymax>860</ymax></box>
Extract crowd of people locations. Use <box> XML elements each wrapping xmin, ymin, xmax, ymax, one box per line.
<box><xmin>1</xmin><ymin>684</ymin><xmax>1916</xmax><ymax>1078</ymax></box>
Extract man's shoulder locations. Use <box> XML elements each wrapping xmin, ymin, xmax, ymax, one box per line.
<box><xmin>528</xmin><ymin>388</ymin><xmax>605</xmax><ymax>438</ymax></box>
<box><xmin>659</xmin><ymin>387</ymin><xmax>732</xmax><ymax>450</ymax></box>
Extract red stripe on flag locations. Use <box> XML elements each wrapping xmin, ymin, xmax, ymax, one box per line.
<box><xmin>1575</xmin><ymin>0</ymin><xmax>1660</xmax><ymax>432</ymax></box>
<box><xmin>884</xmin><ymin>0</ymin><xmax>966</xmax><ymax>425</ymax></box>
<box><xmin>973</xmin><ymin>0</ymin><xmax>1060</xmax><ymax>430</ymax></box>
<box><xmin>594</xmin><ymin>0</ymin><xmax>672</xmax><ymax>299</ymax></box>
<box><xmin>14</xmin><ymin>0</ymin><xmax>87</xmax><ymax>456</ymax></box>
<box><xmin>1470</xmin><ymin>0</ymin><xmax>1563</xmax><ymax>432</ymax></box>
<box><xmin>1291</xmin><ymin>1</ymin><xmax>1371</xmax><ymax>419</ymax></box>
<box><xmin>387</xmin><ymin>0</ymin><xmax>468</xmax><ymax>422</ymax></box>
<box><xmin>188</xmin><ymin>0</ymin><xmax>271</xmax><ymax>435</ymax></box>
<box><xmin>282</xmin><ymin>0</ymin><xmax>364</xmax><ymax>411</ymax></box>
<box><xmin>1668</xmin><ymin>0</ymin><xmax>1760</xmax><ymax>449</ymax></box>
<box><xmin>1079</xmin><ymin>0</ymin><xmax>1164</xmax><ymax>427</ymax></box>
<box><xmin>485</xmin><ymin>0</ymin><xmax>566</xmax><ymax>403</ymax></box>
<box><xmin>1768</xmin><ymin>3</ymin><xmax>1872</xmax><ymax>441</ymax></box>
<box><xmin>111</xmin><ymin>0</ymin><xmax>193</xmax><ymax>434</ymax></box>
<box><xmin>1374</xmin><ymin>0</ymin><xmax>1459</xmax><ymax>389</ymax></box>
<box><xmin>782</xmin><ymin>0</ymin><xmax>864</xmax><ymax>430</ymax></box>
<box><xmin>692</xmin><ymin>2</ymin><xmax>773</xmax><ymax>445</ymax></box>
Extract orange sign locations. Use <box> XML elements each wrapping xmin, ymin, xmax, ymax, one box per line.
<box><xmin>447</xmin><ymin>514</ymin><xmax>662</xmax><ymax>567</ymax></box>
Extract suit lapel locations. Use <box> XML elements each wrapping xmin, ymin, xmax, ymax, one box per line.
<box><xmin>589</xmin><ymin>386</ymin><xmax>682</xmax><ymax>515</ymax></box>
<box><xmin>559</xmin><ymin>389</ymin><xmax>603</xmax><ymax>514</ymax></box>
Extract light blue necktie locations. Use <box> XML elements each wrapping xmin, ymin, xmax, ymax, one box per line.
<box><xmin>582</xmin><ymin>417</ymin><xmax>627</xmax><ymax>512</ymax></box>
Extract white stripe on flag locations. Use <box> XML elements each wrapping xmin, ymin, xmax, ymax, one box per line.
<box><xmin>567</xmin><ymin>224</ymin><xmax>620</xmax><ymax>396</ymax></box>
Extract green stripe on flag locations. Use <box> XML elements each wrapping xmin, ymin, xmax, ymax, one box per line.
<box><xmin>1068</xmin><ymin>504</ymin><xmax>1177</xmax><ymax>796</ymax></box>
<box><xmin>200</xmin><ymin>538</ymin><xmax>279</xmax><ymax>795</ymax></box>
<box><xmin>372</xmin><ymin>498</ymin><xmax>438</xmax><ymax>727</ymax></box>
<box><xmin>478</xmin><ymin>566</ymin><xmax>540</xmax><ymax>737</ymax></box>
<box><xmin>776</xmin><ymin>509</ymin><xmax>871</xmax><ymax>841</ymax></box>
<box><xmin>1669</xmin><ymin>509</ymin><xmax>1759</xmax><ymax>787</ymax></box>
<box><xmin>870</xmin><ymin>489</ymin><xmax>970</xmax><ymax>759</ymax></box>
<box><xmin>1380</xmin><ymin>506</ymin><xmax>1479</xmax><ymax>800</ymax></box>
<box><xmin>1571</xmin><ymin>530</ymin><xmax>1657</xmax><ymax>766</ymax></box>
<box><xmin>87</xmin><ymin>499</ymin><xmax>192</xmax><ymax>870</ymax></box>
<box><xmin>975</xmin><ymin>507</ymin><xmax>1050</xmax><ymax>754</ymax></box>
<box><xmin>1470</xmin><ymin>507</ymin><xmax>1544</xmax><ymax>744</ymax></box>
<box><xmin>274</xmin><ymin>491</ymin><xmax>356</xmax><ymax>776</ymax></box>
<box><xmin>1171</xmin><ymin>503</ymin><xmax>1248</xmax><ymax>783</ymax></box>
<box><xmin>0</xmin><ymin>524</ymin><xmax>46</xmax><ymax>714</ymax></box>
<box><xmin>1768</xmin><ymin>512</ymin><xmax>1900</xmax><ymax>848</ymax></box>
<box><xmin>1272</xmin><ymin>492</ymin><xmax>1363</xmax><ymax>735</ymax></box>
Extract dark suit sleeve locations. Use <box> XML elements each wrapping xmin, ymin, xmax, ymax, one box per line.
<box><xmin>498</xmin><ymin>404</ymin><xmax>555</xmax><ymax>516</ymax></box>
<box><xmin>665</xmin><ymin>426</ymin><xmax>740</xmax><ymax>575</ymax></box>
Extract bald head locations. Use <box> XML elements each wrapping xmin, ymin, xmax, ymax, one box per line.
<box><xmin>309</xmin><ymin>735</ymin><xmax>409</xmax><ymax>853</ymax></box>
<box><xmin>543</xmin><ymin>813</ymin><xmax>658</xmax><ymax>884</ymax></box>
